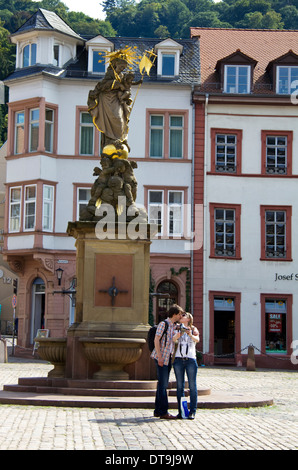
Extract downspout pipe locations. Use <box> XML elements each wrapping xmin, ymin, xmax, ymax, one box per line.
<box><xmin>203</xmin><ymin>93</ymin><xmax>209</xmax><ymax>354</ymax></box>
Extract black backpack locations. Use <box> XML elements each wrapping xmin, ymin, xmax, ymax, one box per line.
<box><xmin>147</xmin><ymin>321</ymin><xmax>169</xmax><ymax>352</ymax></box>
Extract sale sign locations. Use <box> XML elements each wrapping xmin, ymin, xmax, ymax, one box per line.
<box><xmin>268</xmin><ymin>313</ymin><xmax>282</xmax><ymax>333</ymax></box>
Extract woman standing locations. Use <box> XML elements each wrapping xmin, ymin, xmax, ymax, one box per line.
<box><xmin>173</xmin><ymin>312</ymin><xmax>200</xmax><ymax>420</ymax></box>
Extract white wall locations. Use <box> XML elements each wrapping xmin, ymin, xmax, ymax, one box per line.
<box><xmin>7</xmin><ymin>78</ymin><xmax>193</xmax><ymax>256</ymax></box>
<box><xmin>204</xmin><ymin>103</ymin><xmax>298</xmax><ymax>352</ymax></box>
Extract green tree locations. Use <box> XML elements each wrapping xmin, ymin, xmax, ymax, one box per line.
<box><xmin>0</xmin><ymin>21</ymin><xmax>15</xmax><ymax>80</ymax></box>
<box><xmin>159</xmin><ymin>0</ymin><xmax>191</xmax><ymax>37</ymax></box>
<box><xmin>279</xmin><ymin>5</ymin><xmax>298</xmax><ymax>28</ymax></box>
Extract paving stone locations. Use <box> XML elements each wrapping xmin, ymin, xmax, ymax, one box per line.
<box><xmin>0</xmin><ymin>351</ymin><xmax>297</xmax><ymax>450</ymax></box>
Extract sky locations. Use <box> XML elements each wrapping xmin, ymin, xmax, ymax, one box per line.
<box><xmin>33</xmin><ymin>0</ymin><xmax>106</xmax><ymax>20</ymax></box>
<box><xmin>63</xmin><ymin>0</ymin><xmax>106</xmax><ymax>19</ymax></box>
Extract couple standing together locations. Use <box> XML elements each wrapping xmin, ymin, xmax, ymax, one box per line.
<box><xmin>151</xmin><ymin>304</ymin><xmax>200</xmax><ymax>420</ymax></box>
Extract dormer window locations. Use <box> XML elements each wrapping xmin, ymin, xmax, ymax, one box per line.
<box><xmin>155</xmin><ymin>39</ymin><xmax>183</xmax><ymax>78</ymax></box>
<box><xmin>224</xmin><ymin>65</ymin><xmax>250</xmax><ymax>94</ymax></box>
<box><xmin>162</xmin><ymin>53</ymin><xmax>175</xmax><ymax>76</ymax></box>
<box><xmin>53</xmin><ymin>44</ymin><xmax>60</xmax><ymax>66</ymax></box>
<box><xmin>23</xmin><ymin>43</ymin><xmax>37</xmax><ymax>67</ymax></box>
<box><xmin>86</xmin><ymin>36</ymin><xmax>113</xmax><ymax>75</ymax></box>
<box><xmin>276</xmin><ymin>66</ymin><xmax>298</xmax><ymax>94</ymax></box>
<box><xmin>216</xmin><ymin>50</ymin><xmax>257</xmax><ymax>95</ymax></box>
<box><xmin>92</xmin><ymin>50</ymin><xmax>106</xmax><ymax>74</ymax></box>
<box><xmin>267</xmin><ymin>51</ymin><xmax>298</xmax><ymax>95</ymax></box>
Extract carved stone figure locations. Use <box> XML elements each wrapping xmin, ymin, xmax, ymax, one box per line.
<box><xmin>80</xmin><ymin>48</ymin><xmax>155</xmax><ymax>223</ymax></box>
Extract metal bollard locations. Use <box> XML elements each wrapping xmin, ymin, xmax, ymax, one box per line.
<box><xmin>246</xmin><ymin>344</ymin><xmax>256</xmax><ymax>371</ymax></box>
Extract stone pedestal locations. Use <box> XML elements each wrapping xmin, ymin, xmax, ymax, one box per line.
<box><xmin>65</xmin><ymin>221</ymin><xmax>157</xmax><ymax>380</ymax></box>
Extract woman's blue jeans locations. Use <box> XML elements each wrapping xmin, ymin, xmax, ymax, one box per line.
<box><xmin>173</xmin><ymin>357</ymin><xmax>198</xmax><ymax>415</ymax></box>
<box><xmin>154</xmin><ymin>359</ymin><xmax>171</xmax><ymax>416</ymax></box>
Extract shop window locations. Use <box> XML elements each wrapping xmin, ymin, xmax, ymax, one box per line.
<box><xmin>261</xmin><ymin>294</ymin><xmax>292</xmax><ymax>356</ymax></box>
<box><xmin>265</xmin><ymin>299</ymin><xmax>287</xmax><ymax>354</ymax></box>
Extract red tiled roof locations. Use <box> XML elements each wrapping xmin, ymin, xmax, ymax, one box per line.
<box><xmin>191</xmin><ymin>28</ymin><xmax>298</xmax><ymax>93</ymax></box>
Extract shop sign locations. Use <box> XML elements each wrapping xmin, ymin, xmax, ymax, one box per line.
<box><xmin>275</xmin><ymin>272</ymin><xmax>298</xmax><ymax>281</ymax></box>
<box><xmin>268</xmin><ymin>313</ymin><xmax>282</xmax><ymax>333</ymax></box>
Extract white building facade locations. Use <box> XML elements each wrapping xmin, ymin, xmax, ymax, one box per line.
<box><xmin>192</xmin><ymin>28</ymin><xmax>298</xmax><ymax>369</ymax></box>
<box><xmin>3</xmin><ymin>9</ymin><xmax>200</xmax><ymax>348</ymax></box>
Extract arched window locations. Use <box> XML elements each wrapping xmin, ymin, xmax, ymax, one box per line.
<box><xmin>23</xmin><ymin>43</ymin><xmax>37</xmax><ymax>67</ymax></box>
<box><xmin>156</xmin><ymin>280</ymin><xmax>178</xmax><ymax>323</ymax></box>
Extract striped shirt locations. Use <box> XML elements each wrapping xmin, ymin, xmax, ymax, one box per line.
<box><xmin>151</xmin><ymin>318</ymin><xmax>176</xmax><ymax>366</ymax></box>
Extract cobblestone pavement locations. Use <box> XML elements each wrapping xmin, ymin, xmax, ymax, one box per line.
<box><xmin>0</xmin><ymin>352</ymin><xmax>297</xmax><ymax>451</ymax></box>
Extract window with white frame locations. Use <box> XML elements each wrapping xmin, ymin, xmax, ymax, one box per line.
<box><xmin>45</xmin><ymin>108</ymin><xmax>54</xmax><ymax>153</ymax></box>
<box><xmin>77</xmin><ymin>188</ymin><xmax>91</xmax><ymax>220</ymax></box>
<box><xmin>162</xmin><ymin>53</ymin><xmax>175</xmax><ymax>76</ymax></box>
<box><xmin>53</xmin><ymin>44</ymin><xmax>60</xmax><ymax>66</ymax></box>
<box><xmin>23</xmin><ymin>43</ymin><xmax>37</xmax><ymax>67</ymax></box>
<box><xmin>9</xmin><ymin>187</ymin><xmax>22</xmax><ymax>233</ymax></box>
<box><xmin>168</xmin><ymin>191</ymin><xmax>183</xmax><ymax>236</ymax></box>
<box><xmin>148</xmin><ymin>189</ymin><xmax>184</xmax><ymax>237</ymax></box>
<box><xmin>169</xmin><ymin>116</ymin><xmax>183</xmax><ymax>159</ymax></box>
<box><xmin>224</xmin><ymin>65</ymin><xmax>250</xmax><ymax>93</ymax></box>
<box><xmin>80</xmin><ymin>112</ymin><xmax>94</xmax><ymax>155</ymax></box>
<box><xmin>148</xmin><ymin>190</ymin><xmax>164</xmax><ymax>235</ymax></box>
<box><xmin>149</xmin><ymin>112</ymin><xmax>185</xmax><ymax>159</ymax></box>
<box><xmin>92</xmin><ymin>50</ymin><xmax>106</xmax><ymax>74</ymax></box>
<box><xmin>43</xmin><ymin>185</ymin><xmax>54</xmax><ymax>231</ymax></box>
<box><xmin>276</xmin><ymin>66</ymin><xmax>298</xmax><ymax>94</ymax></box>
<box><xmin>15</xmin><ymin>111</ymin><xmax>25</xmax><ymax>154</ymax></box>
<box><xmin>24</xmin><ymin>185</ymin><xmax>36</xmax><ymax>231</ymax></box>
<box><xmin>29</xmin><ymin>108</ymin><xmax>39</xmax><ymax>152</ymax></box>
<box><xmin>150</xmin><ymin>115</ymin><xmax>164</xmax><ymax>158</ymax></box>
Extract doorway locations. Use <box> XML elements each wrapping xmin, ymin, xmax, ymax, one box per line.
<box><xmin>156</xmin><ymin>280</ymin><xmax>178</xmax><ymax>323</ymax></box>
<box><xmin>214</xmin><ymin>297</ymin><xmax>235</xmax><ymax>360</ymax></box>
<box><xmin>30</xmin><ymin>277</ymin><xmax>45</xmax><ymax>343</ymax></box>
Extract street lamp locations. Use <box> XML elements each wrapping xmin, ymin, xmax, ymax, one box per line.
<box><xmin>56</xmin><ymin>267</ymin><xmax>64</xmax><ymax>286</ymax></box>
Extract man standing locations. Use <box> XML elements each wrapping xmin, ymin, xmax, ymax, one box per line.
<box><xmin>151</xmin><ymin>305</ymin><xmax>184</xmax><ymax>419</ymax></box>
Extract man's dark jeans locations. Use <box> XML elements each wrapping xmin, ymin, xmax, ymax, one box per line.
<box><xmin>154</xmin><ymin>359</ymin><xmax>171</xmax><ymax>416</ymax></box>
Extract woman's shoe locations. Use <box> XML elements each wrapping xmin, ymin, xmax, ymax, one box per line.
<box><xmin>188</xmin><ymin>412</ymin><xmax>196</xmax><ymax>420</ymax></box>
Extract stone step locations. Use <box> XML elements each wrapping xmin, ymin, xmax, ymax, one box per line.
<box><xmin>4</xmin><ymin>383</ymin><xmax>211</xmax><ymax>397</ymax></box>
<box><xmin>0</xmin><ymin>388</ymin><xmax>274</xmax><ymax>410</ymax></box>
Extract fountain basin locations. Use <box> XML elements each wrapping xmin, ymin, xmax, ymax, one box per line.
<box><xmin>80</xmin><ymin>337</ymin><xmax>146</xmax><ymax>380</ymax></box>
<box><xmin>34</xmin><ymin>337</ymin><xmax>67</xmax><ymax>378</ymax></box>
